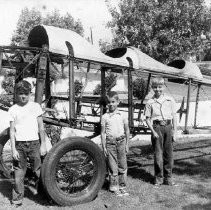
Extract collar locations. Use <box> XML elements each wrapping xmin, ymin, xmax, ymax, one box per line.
<box><xmin>152</xmin><ymin>94</ymin><xmax>168</xmax><ymax>104</ymax></box>
<box><xmin>108</xmin><ymin>109</ymin><xmax>121</xmax><ymax>117</ymax></box>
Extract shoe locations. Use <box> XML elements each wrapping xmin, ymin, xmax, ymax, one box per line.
<box><xmin>154</xmin><ymin>180</ymin><xmax>162</xmax><ymax>187</ymax></box>
<box><xmin>163</xmin><ymin>180</ymin><xmax>178</xmax><ymax>186</ymax></box>
<box><xmin>11</xmin><ymin>199</ymin><xmax>23</xmax><ymax>207</ymax></box>
<box><xmin>109</xmin><ymin>185</ymin><xmax>119</xmax><ymax>192</ymax></box>
<box><xmin>113</xmin><ymin>190</ymin><xmax>123</xmax><ymax>197</ymax></box>
<box><xmin>119</xmin><ymin>188</ymin><xmax>129</xmax><ymax>196</ymax></box>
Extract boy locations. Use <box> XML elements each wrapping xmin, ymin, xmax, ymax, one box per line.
<box><xmin>8</xmin><ymin>80</ymin><xmax>47</xmax><ymax>206</ymax></box>
<box><xmin>145</xmin><ymin>76</ymin><xmax>177</xmax><ymax>186</ymax></box>
<box><xmin>101</xmin><ymin>91</ymin><xmax>130</xmax><ymax>196</ymax></box>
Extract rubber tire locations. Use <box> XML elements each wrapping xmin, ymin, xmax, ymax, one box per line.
<box><xmin>0</xmin><ymin>128</ymin><xmax>12</xmax><ymax>179</ymax></box>
<box><xmin>41</xmin><ymin>137</ymin><xmax>106</xmax><ymax>206</ymax></box>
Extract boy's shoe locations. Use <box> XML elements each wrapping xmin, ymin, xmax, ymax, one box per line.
<box><xmin>163</xmin><ymin>180</ymin><xmax>178</xmax><ymax>186</ymax></box>
<box><xmin>154</xmin><ymin>180</ymin><xmax>162</xmax><ymax>187</ymax></box>
<box><xmin>11</xmin><ymin>199</ymin><xmax>23</xmax><ymax>207</ymax></box>
<box><xmin>113</xmin><ymin>190</ymin><xmax>123</xmax><ymax>197</ymax></box>
<box><xmin>119</xmin><ymin>188</ymin><xmax>129</xmax><ymax>196</ymax></box>
<box><xmin>109</xmin><ymin>185</ymin><xmax>119</xmax><ymax>192</ymax></box>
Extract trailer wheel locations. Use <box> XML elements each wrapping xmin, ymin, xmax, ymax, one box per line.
<box><xmin>0</xmin><ymin>130</ymin><xmax>13</xmax><ymax>179</ymax></box>
<box><xmin>41</xmin><ymin>137</ymin><xmax>106</xmax><ymax>206</ymax></box>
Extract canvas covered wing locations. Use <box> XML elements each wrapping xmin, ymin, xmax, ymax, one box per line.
<box><xmin>106</xmin><ymin>47</ymin><xmax>204</xmax><ymax>82</ymax></box>
<box><xmin>28</xmin><ymin>25</ymin><xmax>129</xmax><ymax>69</ymax></box>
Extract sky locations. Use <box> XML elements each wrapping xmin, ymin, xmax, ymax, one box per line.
<box><xmin>0</xmin><ymin>0</ymin><xmax>119</xmax><ymax>46</ymax></box>
<box><xmin>0</xmin><ymin>0</ymin><xmax>210</xmax><ymax>47</ymax></box>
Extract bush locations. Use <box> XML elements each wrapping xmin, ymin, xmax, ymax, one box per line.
<box><xmin>93</xmin><ymin>73</ymin><xmax>117</xmax><ymax>95</ymax></box>
<box><xmin>1</xmin><ymin>76</ymin><xmax>15</xmax><ymax>94</ymax></box>
<box><xmin>132</xmin><ymin>77</ymin><xmax>149</xmax><ymax>100</ymax></box>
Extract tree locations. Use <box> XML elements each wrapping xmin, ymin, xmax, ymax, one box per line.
<box><xmin>11</xmin><ymin>8</ymin><xmax>84</xmax><ymax>45</ymax></box>
<box><xmin>104</xmin><ymin>0</ymin><xmax>211</xmax><ymax>63</ymax></box>
<box><xmin>93</xmin><ymin>73</ymin><xmax>117</xmax><ymax>95</ymax></box>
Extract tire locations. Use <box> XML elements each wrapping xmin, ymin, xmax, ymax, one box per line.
<box><xmin>0</xmin><ymin>128</ymin><xmax>13</xmax><ymax>179</ymax></box>
<box><xmin>41</xmin><ymin>136</ymin><xmax>106</xmax><ymax>206</ymax></box>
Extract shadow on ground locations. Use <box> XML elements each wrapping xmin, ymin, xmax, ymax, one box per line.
<box><xmin>128</xmin><ymin>139</ymin><xmax>211</xmax><ymax>209</ymax></box>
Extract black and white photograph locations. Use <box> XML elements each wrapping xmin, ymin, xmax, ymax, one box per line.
<box><xmin>0</xmin><ymin>0</ymin><xmax>211</xmax><ymax>209</ymax></box>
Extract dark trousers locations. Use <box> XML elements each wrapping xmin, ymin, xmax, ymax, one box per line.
<box><xmin>12</xmin><ymin>140</ymin><xmax>41</xmax><ymax>202</ymax></box>
<box><xmin>151</xmin><ymin>124</ymin><xmax>173</xmax><ymax>183</ymax></box>
<box><xmin>106</xmin><ymin>137</ymin><xmax>127</xmax><ymax>190</ymax></box>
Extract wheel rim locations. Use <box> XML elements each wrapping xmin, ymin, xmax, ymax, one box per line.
<box><xmin>54</xmin><ymin>149</ymin><xmax>96</xmax><ymax>196</ymax></box>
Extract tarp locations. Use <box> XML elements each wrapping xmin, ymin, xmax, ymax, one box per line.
<box><xmin>28</xmin><ymin>25</ymin><xmax>128</xmax><ymax>68</ymax></box>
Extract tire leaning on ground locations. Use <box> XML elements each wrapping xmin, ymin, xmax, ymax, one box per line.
<box><xmin>41</xmin><ymin>136</ymin><xmax>106</xmax><ymax>206</ymax></box>
<box><xmin>0</xmin><ymin>128</ymin><xmax>13</xmax><ymax>179</ymax></box>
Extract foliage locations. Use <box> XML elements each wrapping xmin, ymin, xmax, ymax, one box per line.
<box><xmin>132</xmin><ymin>77</ymin><xmax>149</xmax><ymax>100</ymax></box>
<box><xmin>1</xmin><ymin>76</ymin><xmax>15</xmax><ymax>94</ymax></box>
<box><xmin>93</xmin><ymin>73</ymin><xmax>117</xmax><ymax>95</ymax></box>
<box><xmin>74</xmin><ymin>80</ymin><xmax>83</xmax><ymax>96</ymax></box>
<box><xmin>11</xmin><ymin>8</ymin><xmax>84</xmax><ymax>45</ymax></box>
<box><xmin>45</xmin><ymin>124</ymin><xmax>62</xmax><ymax>145</ymax></box>
<box><xmin>104</xmin><ymin>0</ymin><xmax>211</xmax><ymax>63</ymax></box>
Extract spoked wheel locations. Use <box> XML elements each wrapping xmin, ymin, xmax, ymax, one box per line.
<box><xmin>41</xmin><ymin>137</ymin><xmax>106</xmax><ymax>206</ymax></box>
<box><xmin>0</xmin><ymin>129</ymin><xmax>13</xmax><ymax>179</ymax></box>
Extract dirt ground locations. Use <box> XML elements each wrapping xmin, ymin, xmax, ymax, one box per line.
<box><xmin>0</xmin><ymin>138</ymin><xmax>211</xmax><ymax>210</ymax></box>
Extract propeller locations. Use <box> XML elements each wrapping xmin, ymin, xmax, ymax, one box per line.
<box><xmin>177</xmin><ymin>97</ymin><xmax>186</xmax><ymax>122</ymax></box>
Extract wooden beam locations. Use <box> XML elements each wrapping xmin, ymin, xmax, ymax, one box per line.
<box><xmin>65</xmin><ymin>41</ymin><xmax>75</xmax><ymax>120</ymax></box>
<box><xmin>126</xmin><ymin>57</ymin><xmax>134</xmax><ymax>128</ymax></box>
<box><xmin>184</xmin><ymin>78</ymin><xmax>191</xmax><ymax>134</ymax></box>
<box><xmin>35</xmin><ymin>45</ymin><xmax>48</xmax><ymax>104</ymax></box>
<box><xmin>193</xmin><ymin>84</ymin><xmax>201</xmax><ymax>128</ymax></box>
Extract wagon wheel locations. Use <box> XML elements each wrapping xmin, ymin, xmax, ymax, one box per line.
<box><xmin>41</xmin><ymin>137</ymin><xmax>106</xmax><ymax>206</ymax></box>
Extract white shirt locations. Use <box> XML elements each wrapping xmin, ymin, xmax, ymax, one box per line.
<box><xmin>101</xmin><ymin>110</ymin><xmax>127</xmax><ymax>138</ymax></box>
<box><xmin>8</xmin><ymin>101</ymin><xmax>43</xmax><ymax>141</ymax></box>
<box><xmin>144</xmin><ymin>94</ymin><xmax>176</xmax><ymax>121</ymax></box>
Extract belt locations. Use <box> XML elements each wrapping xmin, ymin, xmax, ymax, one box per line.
<box><xmin>116</xmin><ymin>135</ymin><xmax>125</xmax><ymax>141</ymax></box>
<box><xmin>153</xmin><ymin>119</ymin><xmax>171</xmax><ymax>126</ymax></box>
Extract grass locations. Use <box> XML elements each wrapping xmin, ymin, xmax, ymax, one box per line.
<box><xmin>0</xmin><ymin>139</ymin><xmax>211</xmax><ymax>209</ymax></box>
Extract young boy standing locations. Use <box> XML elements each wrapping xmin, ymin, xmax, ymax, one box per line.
<box><xmin>101</xmin><ymin>91</ymin><xmax>130</xmax><ymax>196</ymax></box>
<box><xmin>145</xmin><ymin>77</ymin><xmax>177</xmax><ymax>186</ymax></box>
<box><xmin>8</xmin><ymin>80</ymin><xmax>47</xmax><ymax>206</ymax></box>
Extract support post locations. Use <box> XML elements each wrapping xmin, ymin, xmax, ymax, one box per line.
<box><xmin>126</xmin><ymin>57</ymin><xmax>134</xmax><ymax>128</ymax></box>
<box><xmin>65</xmin><ymin>41</ymin><xmax>75</xmax><ymax>121</ymax></box>
<box><xmin>184</xmin><ymin>78</ymin><xmax>191</xmax><ymax>134</ymax></box>
<box><xmin>35</xmin><ymin>45</ymin><xmax>48</xmax><ymax>104</ymax></box>
<box><xmin>193</xmin><ymin>84</ymin><xmax>201</xmax><ymax>128</ymax></box>
<box><xmin>100</xmin><ymin>67</ymin><xmax>106</xmax><ymax>121</ymax></box>
<box><xmin>0</xmin><ymin>50</ymin><xmax>3</xmax><ymax>72</ymax></box>
<box><xmin>45</xmin><ymin>60</ymin><xmax>51</xmax><ymax>108</ymax></box>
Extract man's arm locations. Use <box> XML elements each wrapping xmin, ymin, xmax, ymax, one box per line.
<box><xmin>37</xmin><ymin>116</ymin><xmax>47</xmax><ymax>156</ymax></box>
<box><xmin>10</xmin><ymin>121</ymin><xmax>19</xmax><ymax>160</ymax></box>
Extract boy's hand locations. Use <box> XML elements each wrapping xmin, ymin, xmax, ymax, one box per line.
<box><xmin>172</xmin><ymin>130</ymin><xmax>177</xmax><ymax>142</ymax></box>
<box><xmin>152</xmin><ymin>131</ymin><xmax>159</xmax><ymax>139</ymax></box>
<box><xmin>12</xmin><ymin>148</ymin><xmax>20</xmax><ymax>160</ymax></box>
<box><xmin>40</xmin><ymin>142</ymin><xmax>47</xmax><ymax>156</ymax></box>
<box><xmin>102</xmin><ymin>146</ymin><xmax>108</xmax><ymax>157</ymax></box>
<box><xmin>125</xmin><ymin>143</ymin><xmax>129</xmax><ymax>153</ymax></box>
